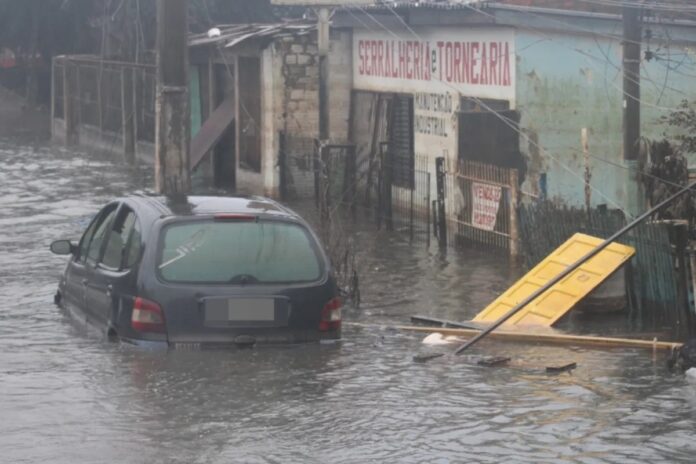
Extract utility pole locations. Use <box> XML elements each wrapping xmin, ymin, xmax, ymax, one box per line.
<box><xmin>155</xmin><ymin>0</ymin><xmax>191</xmax><ymax>196</ymax></box>
<box><xmin>317</xmin><ymin>7</ymin><xmax>331</xmax><ymax>222</ymax></box>
<box><xmin>317</xmin><ymin>7</ymin><xmax>330</xmax><ymax>144</ymax></box>
<box><xmin>623</xmin><ymin>4</ymin><xmax>642</xmax><ymax>214</ymax></box>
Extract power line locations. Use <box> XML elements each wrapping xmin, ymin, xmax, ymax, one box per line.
<box><xmin>573</xmin><ymin>0</ymin><xmax>696</xmax><ymax>15</ymax></box>
<box><xmin>345</xmin><ymin>1</ymin><xmax>696</xmax><ymax>215</ymax></box>
<box><xmin>345</xmin><ymin>3</ymin><xmax>635</xmax><ymax>216</ymax></box>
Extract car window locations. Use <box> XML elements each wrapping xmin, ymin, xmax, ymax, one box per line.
<box><xmin>85</xmin><ymin>206</ymin><xmax>119</xmax><ymax>267</ymax></box>
<box><xmin>124</xmin><ymin>219</ymin><xmax>142</xmax><ymax>269</ymax></box>
<box><xmin>101</xmin><ymin>207</ymin><xmax>138</xmax><ymax>270</ymax></box>
<box><xmin>77</xmin><ymin>204</ymin><xmax>117</xmax><ymax>264</ymax></box>
<box><xmin>157</xmin><ymin>220</ymin><xmax>322</xmax><ymax>284</ymax></box>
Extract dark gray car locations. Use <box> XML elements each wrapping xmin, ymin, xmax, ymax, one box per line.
<box><xmin>50</xmin><ymin>194</ymin><xmax>342</xmax><ymax>347</ymax></box>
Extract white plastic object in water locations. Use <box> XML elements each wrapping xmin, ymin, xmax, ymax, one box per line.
<box><xmin>422</xmin><ymin>333</ymin><xmax>462</xmax><ymax>345</ymax></box>
<box><xmin>686</xmin><ymin>367</ymin><xmax>696</xmax><ymax>382</ymax></box>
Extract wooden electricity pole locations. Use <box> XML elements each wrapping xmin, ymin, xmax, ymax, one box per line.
<box><xmin>317</xmin><ymin>7</ymin><xmax>331</xmax><ymax>222</ymax></box>
<box><xmin>622</xmin><ymin>4</ymin><xmax>643</xmax><ymax>215</ymax></box>
<box><xmin>622</xmin><ymin>4</ymin><xmax>641</xmax><ymax>162</ymax></box>
<box><xmin>155</xmin><ymin>0</ymin><xmax>191</xmax><ymax>196</ymax></box>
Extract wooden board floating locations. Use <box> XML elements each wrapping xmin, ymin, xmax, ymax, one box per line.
<box><xmin>345</xmin><ymin>322</ymin><xmax>682</xmax><ymax>351</ymax></box>
<box><xmin>403</xmin><ymin>325</ymin><xmax>681</xmax><ymax>351</ymax></box>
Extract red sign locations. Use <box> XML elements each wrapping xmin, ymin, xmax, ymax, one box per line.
<box><xmin>471</xmin><ymin>182</ymin><xmax>502</xmax><ymax>231</ymax></box>
<box><xmin>357</xmin><ymin>39</ymin><xmax>511</xmax><ymax>87</ymax></box>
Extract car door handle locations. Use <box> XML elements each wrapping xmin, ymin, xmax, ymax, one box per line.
<box><xmin>106</xmin><ymin>284</ymin><xmax>113</xmax><ymax>297</ymax></box>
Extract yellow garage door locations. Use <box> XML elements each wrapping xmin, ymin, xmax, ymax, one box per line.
<box><xmin>472</xmin><ymin>233</ymin><xmax>635</xmax><ymax>327</ymax></box>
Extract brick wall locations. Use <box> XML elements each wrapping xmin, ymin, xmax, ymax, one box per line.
<box><xmin>275</xmin><ymin>31</ymin><xmax>352</xmax><ymax>142</ymax></box>
<box><xmin>271</xmin><ymin>31</ymin><xmax>352</xmax><ymax>199</ymax></box>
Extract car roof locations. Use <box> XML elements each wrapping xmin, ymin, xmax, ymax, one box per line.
<box><xmin>123</xmin><ymin>194</ymin><xmax>300</xmax><ymax>219</ymax></box>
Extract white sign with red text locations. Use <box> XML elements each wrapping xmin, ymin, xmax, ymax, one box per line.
<box><xmin>353</xmin><ymin>27</ymin><xmax>515</xmax><ymax>101</ymax></box>
<box><xmin>471</xmin><ymin>182</ymin><xmax>502</xmax><ymax>231</ymax></box>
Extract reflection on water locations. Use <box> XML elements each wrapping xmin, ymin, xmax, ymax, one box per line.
<box><xmin>1</xmin><ymin>131</ymin><xmax>696</xmax><ymax>463</ymax></box>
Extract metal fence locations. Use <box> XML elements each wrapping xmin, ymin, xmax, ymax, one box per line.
<box><xmin>439</xmin><ymin>159</ymin><xmax>519</xmax><ymax>256</ymax></box>
<box><xmin>52</xmin><ymin>55</ymin><xmax>156</xmax><ymax>152</ymax></box>
<box><xmin>518</xmin><ymin>201</ymin><xmax>690</xmax><ymax>333</ymax></box>
<box><xmin>279</xmin><ymin>134</ymin><xmax>432</xmax><ymax>246</ymax></box>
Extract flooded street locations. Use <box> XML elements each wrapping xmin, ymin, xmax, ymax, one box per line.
<box><xmin>3</xmin><ymin>125</ymin><xmax>696</xmax><ymax>463</ymax></box>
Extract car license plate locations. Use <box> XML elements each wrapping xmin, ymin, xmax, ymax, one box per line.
<box><xmin>205</xmin><ymin>298</ymin><xmax>277</xmax><ymax>322</ymax></box>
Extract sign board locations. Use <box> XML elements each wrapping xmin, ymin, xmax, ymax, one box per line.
<box><xmin>471</xmin><ymin>182</ymin><xmax>502</xmax><ymax>231</ymax></box>
<box><xmin>353</xmin><ymin>27</ymin><xmax>515</xmax><ymax>101</ymax></box>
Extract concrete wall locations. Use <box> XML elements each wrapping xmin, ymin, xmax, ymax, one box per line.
<box><xmin>243</xmin><ymin>30</ymin><xmax>352</xmax><ymax>199</ymax></box>
<box><xmin>351</xmin><ymin>26</ymin><xmax>517</xmax><ymax>202</ymax></box>
<box><xmin>516</xmin><ymin>29</ymin><xmax>696</xmax><ymax>212</ymax></box>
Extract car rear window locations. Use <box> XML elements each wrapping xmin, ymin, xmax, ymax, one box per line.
<box><xmin>157</xmin><ymin>219</ymin><xmax>323</xmax><ymax>284</ymax></box>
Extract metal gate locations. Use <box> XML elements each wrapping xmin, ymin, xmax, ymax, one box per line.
<box><xmin>441</xmin><ymin>159</ymin><xmax>520</xmax><ymax>256</ymax></box>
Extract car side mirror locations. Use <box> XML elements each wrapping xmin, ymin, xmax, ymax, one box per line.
<box><xmin>50</xmin><ymin>240</ymin><xmax>76</xmax><ymax>256</ymax></box>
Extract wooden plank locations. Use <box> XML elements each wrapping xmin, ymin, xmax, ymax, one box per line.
<box><xmin>190</xmin><ymin>96</ymin><xmax>235</xmax><ymax>170</ymax></box>
<box><xmin>473</xmin><ymin>233</ymin><xmax>635</xmax><ymax>327</ymax></box>
<box><xmin>345</xmin><ymin>322</ymin><xmax>682</xmax><ymax>351</ymax></box>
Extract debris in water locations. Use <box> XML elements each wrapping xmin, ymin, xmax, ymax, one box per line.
<box><xmin>421</xmin><ymin>332</ymin><xmax>462</xmax><ymax>345</ymax></box>
<box><xmin>545</xmin><ymin>362</ymin><xmax>578</xmax><ymax>374</ymax></box>
<box><xmin>477</xmin><ymin>356</ymin><xmax>511</xmax><ymax>367</ymax></box>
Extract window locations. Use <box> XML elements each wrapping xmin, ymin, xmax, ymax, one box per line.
<box><xmin>388</xmin><ymin>94</ymin><xmax>414</xmax><ymax>189</ymax></box>
<box><xmin>78</xmin><ymin>204</ymin><xmax>118</xmax><ymax>264</ymax></box>
<box><xmin>85</xmin><ymin>206</ymin><xmax>119</xmax><ymax>267</ymax></box>
<box><xmin>124</xmin><ymin>220</ymin><xmax>142</xmax><ymax>269</ymax></box>
<box><xmin>458</xmin><ymin>98</ymin><xmax>524</xmax><ymax>178</ymax></box>
<box><xmin>101</xmin><ymin>208</ymin><xmax>139</xmax><ymax>270</ymax></box>
<box><xmin>158</xmin><ymin>220</ymin><xmax>322</xmax><ymax>284</ymax></box>
<box><xmin>77</xmin><ymin>215</ymin><xmax>101</xmax><ymax>263</ymax></box>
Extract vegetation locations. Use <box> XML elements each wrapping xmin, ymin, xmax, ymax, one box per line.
<box><xmin>660</xmin><ymin>99</ymin><xmax>696</xmax><ymax>155</ymax></box>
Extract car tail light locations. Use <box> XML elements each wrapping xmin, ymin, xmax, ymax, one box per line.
<box><xmin>131</xmin><ymin>297</ymin><xmax>166</xmax><ymax>333</ymax></box>
<box><xmin>319</xmin><ymin>297</ymin><xmax>342</xmax><ymax>332</ymax></box>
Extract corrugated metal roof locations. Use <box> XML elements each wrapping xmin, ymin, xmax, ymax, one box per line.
<box><xmin>189</xmin><ymin>21</ymin><xmax>315</xmax><ymax>48</ymax></box>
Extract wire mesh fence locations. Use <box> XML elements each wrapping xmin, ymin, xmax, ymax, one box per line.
<box><xmin>518</xmin><ymin>201</ymin><xmax>689</xmax><ymax>333</ymax></box>
<box><xmin>439</xmin><ymin>158</ymin><xmax>519</xmax><ymax>256</ymax></box>
<box><xmin>52</xmin><ymin>56</ymin><xmax>156</xmax><ymax>148</ymax></box>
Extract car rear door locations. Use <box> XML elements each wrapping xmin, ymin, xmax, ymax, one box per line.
<box><xmin>61</xmin><ymin>205</ymin><xmax>115</xmax><ymax>319</ymax></box>
<box><xmin>81</xmin><ymin>203</ymin><xmax>120</xmax><ymax>325</ymax></box>
<box><xmin>85</xmin><ymin>205</ymin><xmax>142</xmax><ymax>330</ymax></box>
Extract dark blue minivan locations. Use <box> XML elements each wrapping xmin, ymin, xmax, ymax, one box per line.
<box><xmin>50</xmin><ymin>195</ymin><xmax>341</xmax><ymax>347</ymax></box>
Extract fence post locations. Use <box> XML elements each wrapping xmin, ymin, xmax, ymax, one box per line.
<box><xmin>314</xmin><ymin>140</ymin><xmax>321</xmax><ymax>210</ymax></box>
<box><xmin>278</xmin><ymin>131</ymin><xmax>287</xmax><ymax>201</ymax></box>
<box><xmin>426</xmin><ymin>174</ymin><xmax>431</xmax><ymax>248</ymax></box>
<box><xmin>122</xmin><ymin>67</ymin><xmax>135</xmax><ymax>164</ymax></box>
<box><xmin>509</xmin><ymin>168</ymin><xmax>520</xmax><ymax>258</ymax></box>
<box><xmin>317</xmin><ymin>143</ymin><xmax>330</xmax><ymax>224</ymax></box>
<box><xmin>63</xmin><ymin>60</ymin><xmax>77</xmax><ymax>146</ymax></box>
<box><xmin>347</xmin><ymin>144</ymin><xmax>357</xmax><ymax>219</ymax></box>
<box><xmin>436</xmin><ymin>156</ymin><xmax>447</xmax><ymax>248</ymax></box>
<box><xmin>50</xmin><ymin>57</ymin><xmax>55</xmax><ymax>138</ymax></box>
<box><xmin>381</xmin><ymin>142</ymin><xmax>393</xmax><ymax>231</ymax></box>
<box><xmin>671</xmin><ymin>222</ymin><xmax>693</xmax><ymax>338</ymax></box>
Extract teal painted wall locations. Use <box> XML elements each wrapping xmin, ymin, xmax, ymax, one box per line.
<box><xmin>516</xmin><ymin>28</ymin><xmax>696</xmax><ymax>214</ymax></box>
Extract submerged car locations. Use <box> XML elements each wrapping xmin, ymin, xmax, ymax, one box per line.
<box><xmin>50</xmin><ymin>194</ymin><xmax>341</xmax><ymax>347</ymax></box>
